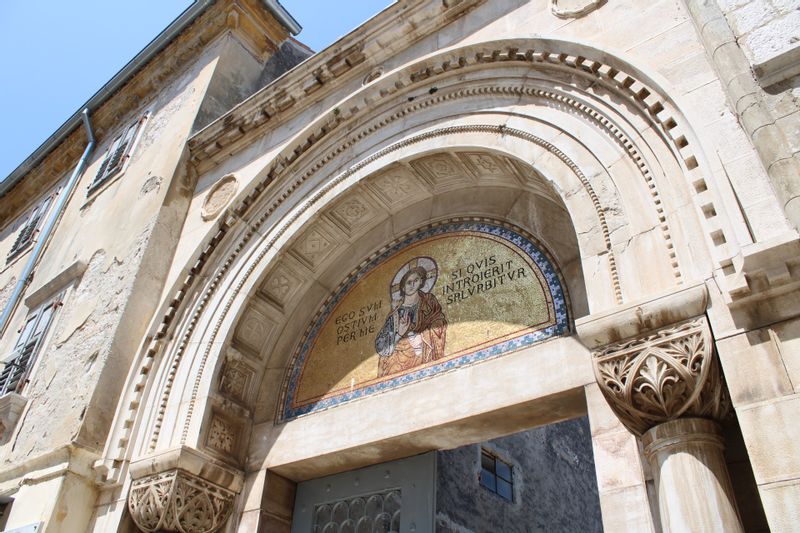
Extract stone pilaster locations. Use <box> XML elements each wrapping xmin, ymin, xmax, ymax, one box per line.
<box><xmin>127</xmin><ymin>446</ymin><xmax>243</xmax><ymax>533</ymax></box>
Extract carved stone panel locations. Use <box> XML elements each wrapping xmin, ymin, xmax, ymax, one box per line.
<box><xmin>260</xmin><ymin>262</ymin><xmax>304</xmax><ymax>310</ymax></box>
<box><xmin>233</xmin><ymin>305</ymin><xmax>276</xmax><ymax>356</ymax></box>
<box><xmin>201</xmin><ymin>174</ymin><xmax>238</xmax><ymax>221</ymax></box>
<box><xmin>326</xmin><ymin>192</ymin><xmax>381</xmax><ymax>236</ymax></box>
<box><xmin>410</xmin><ymin>154</ymin><xmax>472</xmax><ymax>191</ymax></box>
<box><xmin>592</xmin><ymin>316</ymin><xmax>728</xmax><ymax>436</ymax></box>
<box><xmin>289</xmin><ymin>225</ymin><xmax>338</xmax><ymax>271</ymax></box>
<box><xmin>366</xmin><ymin>167</ymin><xmax>428</xmax><ymax>210</ymax></box>
<box><xmin>457</xmin><ymin>152</ymin><xmax>512</xmax><ymax>182</ymax></box>
<box><xmin>206</xmin><ymin>413</ymin><xmax>239</xmax><ymax>456</ymax></box>
<box><xmin>128</xmin><ymin>470</ymin><xmax>236</xmax><ymax>533</ymax></box>
<box><xmin>219</xmin><ymin>357</ymin><xmax>255</xmax><ymax>406</ymax></box>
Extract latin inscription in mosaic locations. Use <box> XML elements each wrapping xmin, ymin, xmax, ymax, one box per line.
<box><xmin>279</xmin><ymin>220</ymin><xmax>568</xmax><ymax>421</ymax></box>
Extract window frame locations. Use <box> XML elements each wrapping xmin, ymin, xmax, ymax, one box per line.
<box><xmin>479</xmin><ymin>448</ymin><xmax>514</xmax><ymax>502</ymax></box>
<box><xmin>5</xmin><ymin>192</ymin><xmax>57</xmax><ymax>264</ymax></box>
<box><xmin>0</xmin><ymin>292</ymin><xmax>63</xmax><ymax>396</ymax></box>
<box><xmin>87</xmin><ymin>113</ymin><xmax>148</xmax><ymax>195</ymax></box>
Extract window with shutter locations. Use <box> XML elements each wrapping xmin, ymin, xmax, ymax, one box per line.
<box><xmin>6</xmin><ymin>194</ymin><xmax>54</xmax><ymax>263</ymax></box>
<box><xmin>88</xmin><ymin>114</ymin><xmax>146</xmax><ymax>194</ymax></box>
<box><xmin>0</xmin><ymin>295</ymin><xmax>60</xmax><ymax>396</ymax></box>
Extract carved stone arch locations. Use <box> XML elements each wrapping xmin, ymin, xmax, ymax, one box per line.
<box><xmin>111</xmin><ymin>36</ymin><xmax>748</xmax><ymax>533</ymax></box>
<box><xmin>154</xmin><ymin>122</ymin><xmax>674</xmax><ymax>471</ymax></box>
<box><xmin>186</xmin><ymin>36</ymin><xmax>743</xmax><ymax>272</ymax></box>
<box><xmin>177</xmin><ymin>135</ymin><xmax>595</xmax><ymax>446</ymax></box>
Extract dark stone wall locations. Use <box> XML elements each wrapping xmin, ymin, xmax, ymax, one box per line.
<box><xmin>435</xmin><ymin>416</ymin><xmax>603</xmax><ymax>533</ymax></box>
<box><xmin>255</xmin><ymin>40</ymin><xmax>313</xmax><ymax>91</ymax></box>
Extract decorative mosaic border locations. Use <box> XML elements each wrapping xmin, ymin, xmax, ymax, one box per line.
<box><xmin>279</xmin><ymin>219</ymin><xmax>569</xmax><ymax>422</ymax></box>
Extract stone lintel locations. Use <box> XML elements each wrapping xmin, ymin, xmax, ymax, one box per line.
<box><xmin>24</xmin><ymin>260</ymin><xmax>87</xmax><ymax>309</ymax></box>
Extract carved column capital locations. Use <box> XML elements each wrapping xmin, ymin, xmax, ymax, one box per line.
<box><xmin>590</xmin><ymin>316</ymin><xmax>728</xmax><ymax>436</ymax></box>
<box><xmin>127</xmin><ymin>446</ymin><xmax>243</xmax><ymax>533</ymax></box>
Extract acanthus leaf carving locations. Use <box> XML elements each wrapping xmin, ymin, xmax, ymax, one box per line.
<box><xmin>592</xmin><ymin>316</ymin><xmax>728</xmax><ymax>436</ymax></box>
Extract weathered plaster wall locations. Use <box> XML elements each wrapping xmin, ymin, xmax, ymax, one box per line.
<box><xmin>435</xmin><ymin>417</ymin><xmax>602</xmax><ymax>533</ymax></box>
<box><xmin>0</xmin><ymin>33</ymin><xmax>238</xmax><ymax>467</ymax></box>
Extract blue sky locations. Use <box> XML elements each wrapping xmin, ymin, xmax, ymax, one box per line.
<box><xmin>0</xmin><ymin>1</ymin><xmax>392</xmax><ymax>181</ymax></box>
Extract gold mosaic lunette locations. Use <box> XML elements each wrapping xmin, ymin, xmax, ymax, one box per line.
<box><xmin>279</xmin><ymin>220</ymin><xmax>568</xmax><ymax>421</ymax></box>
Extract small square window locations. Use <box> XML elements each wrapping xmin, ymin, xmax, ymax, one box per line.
<box><xmin>479</xmin><ymin>449</ymin><xmax>513</xmax><ymax>502</ymax></box>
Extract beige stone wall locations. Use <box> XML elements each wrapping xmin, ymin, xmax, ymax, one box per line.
<box><xmin>717</xmin><ymin>316</ymin><xmax>800</xmax><ymax>532</ymax></box>
<box><xmin>0</xmin><ymin>13</ymin><xmax>293</xmax><ymax>531</ymax></box>
<box><xmin>116</xmin><ymin>2</ymin><xmax>799</xmax><ymax>532</ymax></box>
<box><xmin>1</xmin><ymin>0</ymin><xmax>798</xmax><ymax>532</ymax></box>
<box><xmin>717</xmin><ymin>0</ymin><xmax>799</xmax><ymax>69</ymax></box>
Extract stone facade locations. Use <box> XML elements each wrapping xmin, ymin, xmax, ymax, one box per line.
<box><xmin>0</xmin><ymin>1</ymin><xmax>798</xmax><ymax>531</ymax></box>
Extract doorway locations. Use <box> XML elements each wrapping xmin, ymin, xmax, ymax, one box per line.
<box><xmin>291</xmin><ymin>416</ymin><xmax>601</xmax><ymax>533</ymax></box>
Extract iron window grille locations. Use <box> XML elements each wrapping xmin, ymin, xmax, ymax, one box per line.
<box><xmin>479</xmin><ymin>448</ymin><xmax>514</xmax><ymax>502</ymax></box>
<box><xmin>87</xmin><ymin>114</ymin><xmax>147</xmax><ymax>194</ymax></box>
<box><xmin>6</xmin><ymin>194</ymin><xmax>55</xmax><ymax>263</ymax></box>
<box><xmin>0</xmin><ymin>295</ymin><xmax>61</xmax><ymax>396</ymax></box>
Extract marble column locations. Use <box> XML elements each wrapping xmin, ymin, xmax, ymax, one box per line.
<box><xmin>577</xmin><ymin>286</ymin><xmax>744</xmax><ymax>532</ymax></box>
<box><xmin>589</xmin><ymin>315</ymin><xmax>742</xmax><ymax>532</ymax></box>
<box><xmin>643</xmin><ymin>418</ymin><xmax>741</xmax><ymax>532</ymax></box>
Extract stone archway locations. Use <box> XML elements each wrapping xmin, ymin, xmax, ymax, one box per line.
<box><xmin>105</xmin><ymin>38</ymin><xmax>746</xmax><ymax>533</ymax></box>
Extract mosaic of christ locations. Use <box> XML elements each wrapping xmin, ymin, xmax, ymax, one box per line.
<box><xmin>374</xmin><ymin>257</ymin><xmax>447</xmax><ymax>377</ymax></box>
<box><xmin>281</xmin><ymin>220</ymin><xmax>567</xmax><ymax>422</ymax></box>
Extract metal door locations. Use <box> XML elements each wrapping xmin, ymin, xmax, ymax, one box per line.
<box><xmin>291</xmin><ymin>453</ymin><xmax>436</xmax><ymax>533</ymax></box>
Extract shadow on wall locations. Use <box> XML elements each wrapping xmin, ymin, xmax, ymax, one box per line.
<box><xmin>436</xmin><ymin>416</ymin><xmax>603</xmax><ymax>533</ymax></box>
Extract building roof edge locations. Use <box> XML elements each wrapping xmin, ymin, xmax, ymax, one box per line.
<box><xmin>0</xmin><ymin>0</ymin><xmax>301</xmax><ymax>199</ymax></box>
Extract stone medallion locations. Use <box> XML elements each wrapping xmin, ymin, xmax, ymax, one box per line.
<box><xmin>550</xmin><ymin>0</ymin><xmax>606</xmax><ymax>19</ymax></box>
<box><xmin>201</xmin><ymin>174</ymin><xmax>238</xmax><ymax>221</ymax></box>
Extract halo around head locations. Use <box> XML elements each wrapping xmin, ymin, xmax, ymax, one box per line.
<box><xmin>390</xmin><ymin>256</ymin><xmax>438</xmax><ymax>301</ymax></box>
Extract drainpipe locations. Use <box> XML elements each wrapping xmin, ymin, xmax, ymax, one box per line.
<box><xmin>0</xmin><ymin>109</ymin><xmax>95</xmax><ymax>337</ymax></box>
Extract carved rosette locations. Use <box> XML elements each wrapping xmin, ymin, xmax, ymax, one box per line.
<box><xmin>128</xmin><ymin>469</ymin><xmax>235</xmax><ymax>533</ymax></box>
<box><xmin>592</xmin><ymin>316</ymin><xmax>728</xmax><ymax>436</ymax></box>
